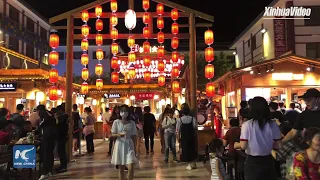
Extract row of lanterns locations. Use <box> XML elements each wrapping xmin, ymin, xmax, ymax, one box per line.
<box><xmin>170</xmin><ymin>7</ymin><xmax>180</xmax><ymax>93</ymax></box>
<box><xmin>156</xmin><ymin>3</ymin><xmax>166</xmax><ymax>87</ymax></box>
<box><xmin>204</xmin><ymin>30</ymin><xmax>215</xmax><ymax>97</ymax></box>
<box><xmin>111</xmin><ymin>0</ymin><xmax>120</xmax><ymax>84</ymax></box>
<box><xmin>48</xmin><ymin>33</ymin><xmax>60</xmax><ymax>101</ymax></box>
<box><xmin>142</xmin><ymin>0</ymin><xmax>151</xmax><ymax>83</ymax></box>
<box><xmin>81</xmin><ymin>10</ymin><xmax>90</xmax><ymax>94</ymax></box>
<box><xmin>95</xmin><ymin>5</ymin><xmax>104</xmax><ymax>91</ymax></box>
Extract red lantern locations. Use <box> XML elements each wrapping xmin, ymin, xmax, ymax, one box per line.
<box><xmin>171</xmin><ymin>22</ymin><xmax>179</xmax><ymax>35</ymax></box>
<box><xmin>49</xmin><ymin>34</ymin><xmax>59</xmax><ymax>49</ymax></box>
<box><xmin>49</xmin><ymin>68</ymin><xmax>58</xmax><ymax>83</ymax></box>
<box><xmin>95</xmin><ymin>63</ymin><xmax>103</xmax><ymax>76</ymax></box>
<box><xmin>128</xmin><ymin>51</ymin><xmax>136</xmax><ymax>62</ymax></box>
<box><xmin>143</xmin><ymin>0</ymin><xmax>150</xmax><ymax>11</ymax></box>
<box><xmin>205</xmin><ymin>64</ymin><xmax>214</xmax><ymax>79</ymax></box>
<box><xmin>95</xmin><ymin>5</ymin><xmax>102</xmax><ymax>17</ymax></box>
<box><xmin>144</xmin><ymin>56</ymin><xmax>151</xmax><ymax>67</ymax></box>
<box><xmin>111</xmin><ymin>28</ymin><xmax>118</xmax><ymax>40</ymax></box>
<box><xmin>143</xmin><ymin>41</ymin><xmax>150</xmax><ymax>53</ymax></box>
<box><xmin>204</xmin><ymin>30</ymin><xmax>214</xmax><ymax>45</ymax></box>
<box><xmin>111</xmin><ymin>57</ymin><xmax>119</xmax><ymax>69</ymax></box>
<box><xmin>96</xmin><ymin>79</ymin><xmax>103</xmax><ymax>90</ymax></box>
<box><xmin>111</xmin><ymin>72</ymin><xmax>119</xmax><ymax>83</ymax></box>
<box><xmin>49</xmin><ymin>51</ymin><xmax>59</xmax><ymax>66</ymax></box>
<box><xmin>143</xmin><ymin>27</ymin><xmax>151</xmax><ymax>39</ymax></box>
<box><xmin>172</xmin><ymin>81</ymin><xmax>180</xmax><ymax>93</ymax></box>
<box><xmin>144</xmin><ymin>71</ymin><xmax>151</xmax><ymax>82</ymax></box>
<box><xmin>128</xmin><ymin>67</ymin><xmax>136</xmax><ymax>79</ymax></box>
<box><xmin>171</xmin><ymin>51</ymin><xmax>179</xmax><ymax>63</ymax></box>
<box><xmin>49</xmin><ymin>86</ymin><xmax>58</xmax><ymax>101</ymax></box>
<box><xmin>81</xmin><ymin>10</ymin><xmax>89</xmax><ymax>22</ymax></box>
<box><xmin>81</xmin><ymin>68</ymin><xmax>89</xmax><ymax>81</ymax></box>
<box><xmin>205</xmin><ymin>47</ymin><xmax>214</xmax><ymax>62</ymax></box>
<box><xmin>156</xmin><ymin>4</ymin><xmax>164</xmax><ymax>15</ymax></box>
<box><xmin>95</xmin><ymin>34</ymin><xmax>103</xmax><ymax>46</ymax></box>
<box><xmin>143</xmin><ymin>12</ymin><xmax>150</xmax><ymax>24</ymax></box>
<box><xmin>158</xmin><ymin>61</ymin><xmax>165</xmax><ymax>72</ymax></box>
<box><xmin>157</xmin><ymin>17</ymin><xmax>164</xmax><ymax>29</ymax></box>
<box><xmin>206</xmin><ymin>82</ymin><xmax>215</xmax><ymax>97</ymax></box>
<box><xmin>171</xmin><ymin>66</ymin><xmax>180</xmax><ymax>77</ymax></box>
<box><xmin>81</xmin><ymin>39</ymin><xmax>89</xmax><ymax>51</ymax></box>
<box><xmin>110</xmin><ymin>0</ymin><xmax>117</xmax><ymax>12</ymax></box>
<box><xmin>111</xmin><ymin>43</ymin><xmax>118</xmax><ymax>55</ymax></box>
<box><xmin>157</xmin><ymin>46</ymin><xmax>164</xmax><ymax>58</ymax></box>
<box><xmin>127</xmin><ymin>36</ymin><xmax>135</xmax><ymax>48</ymax></box>
<box><xmin>81</xmin><ymin>25</ymin><xmax>89</xmax><ymax>37</ymax></box>
<box><xmin>171</xmin><ymin>37</ymin><xmax>179</xmax><ymax>49</ymax></box>
<box><xmin>81</xmin><ymin>53</ymin><xmax>89</xmax><ymax>65</ymax></box>
<box><xmin>171</xmin><ymin>8</ymin><xmax>179</xmax><ymax>21</ymax></box>
<box><xmin>110</xmin><ymin>14</ymin><xmax>118</xmax><ymax>26</ymax></box>
<box><xmin>157</xmin><ymin>31</ymin><xmax>164</xmax><ymax>44</ymax></box>
<box><xmin>96</xmin><ymin>19</ymin><xmax>103</xmax><ymax>31</ymax></box>
<box><xmin>81</xmin><ymin>82</ymin><xmax>89</xmax><ymax>94</ymax></box>
<box><xmin>96</xmin><ymin>49</ymin><xmax>104</xmax><ymax>60</ymax></box>
<box><xmin>158</xmin><ymin>75</ymin><xmax>165</xmax><ymax>86</ymax></box>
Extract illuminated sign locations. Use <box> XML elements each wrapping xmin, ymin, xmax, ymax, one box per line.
<box><xmin>104</xmin><ymin>93</ymin><xmax>121</xmax><ymax>99</ymax></box>
<box><xmin>272</xmin><ymin>73</ymin><xmax>304</xmax><ymax>81</ymax></box>
<box><xmin>0</xmin><ymin>82</ymin><xmax>17</xmax><ymax>92</ymax></box>
<box><xmin>135</xmin><ymin>93</ymin><xmax>155</xmax><ymax>100</ymax></box>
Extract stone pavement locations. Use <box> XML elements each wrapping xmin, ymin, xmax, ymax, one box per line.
<box><xmin>50</xmin><ymin>139</ymin><xmax>212</xmax><ymax>180</ymax></box>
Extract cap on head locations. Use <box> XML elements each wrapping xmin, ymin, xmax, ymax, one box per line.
<box><xmin>298</xmin><ymin>88</ymin><xmax>320</xmax><ymax>99</ymax></box>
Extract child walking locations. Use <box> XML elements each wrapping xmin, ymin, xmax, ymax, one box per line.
<box><xmin>208</xmin><ymin>139</ymin><xmax>230</xmax><ymax>180</ymax></box>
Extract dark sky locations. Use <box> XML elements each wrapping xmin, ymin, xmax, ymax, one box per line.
<box><xmin>25</xmin><ymin>0</ymin><xmax>273</xmax><ymax>48</ymax></box>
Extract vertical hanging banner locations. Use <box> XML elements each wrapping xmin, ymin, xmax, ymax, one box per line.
<box><xmin>273</xmin><ymin>18</ymin><xmax>286</xmax><ymax>57</ymax></box>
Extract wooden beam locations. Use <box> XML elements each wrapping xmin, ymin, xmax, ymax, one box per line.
<box><xmin>180</xmin><ymin>23</ymin><xmax>213</xmax><ymax>28</ymax></box>
<box><xmin>72</xmin><ymin>12</ymin><xmax>189</xmax><ymax>19</ymax></box>
<box><xmin>152</xmin><ymin>0</ymin><xmax>214</xmax><ymax>22</ymax></box>
<box><xmin>129</xmin><ymin>0</ymin><xmax>134</xmax><ymax>10</ymax></box>
<box><xmin>73</xmin><ymin>33</ymin><xmax>190</xmax><ymax>40</ymax></box>
<box><xmin>51</xmin><ymin>26</ymin><xmax>83</xmax><ymax>30</ymax></box>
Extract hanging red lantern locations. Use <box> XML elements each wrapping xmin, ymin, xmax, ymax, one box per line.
<box><xmin>127</xmin><ymin>36</ymin><xmax>135</xmax><ymax>48</ymax></box>
<box><xmin>96</xmin><ymin>19</ymin><xmax>103</xmax><ymax>31</ymax></box>
<box><xmin>157</xmin><ymin>31</ymin><xmax>164</xmax><ymax>44</ymax></box>
<box><xmin>81</xmin><ymin>68</ymin><xmax>89</xmax><ymax>81</ymax></box>
<box><xmin>128</xmin><ymin>51</ymin><xmax>136</xmax><ymax>62</ymax></box>
<box><xmin>143</xmin><ymin>0</ymin><xmax>150</xmax><ymax>11</ymax></box>
<box><xmin>158</xmin><ymin>75</ymin><xmax>165</xmax><ymax>86</ymax></box>
<box><xmin>172</xmin><ymin>81</ymin><xmax>180</xmax><ymax>93</ymax></box>
<box><xmin>110</xmin><ymin>14</ymin><xmax>118</xmax><ymax>26</ymax></box>
<box><xmin>49</xmin><ymin>68</ymin><xmax>58</xmax><ymax>83</ymax></box>
<box><xmin>158</xmin><ymin>61</ymin><xmax>165</xmax><ymax>72</ymax></box>
<box><xmin>96</xmin><ymin>49</ymin><xmax>104</xmax><ymax>60</ymax></box>
<box><xmin>81</xmin><ymin>39</ymin><xmax>89</xmax><ymax>51</ymax></box>
<box><xmin>49</xmin><ymin>34</ymin><xmax>59</xmax><ymax>49</ymax></box>
<box><xmin>156</xmin><ymin>4</ymin><xmax>164</xmax><ymax>15</ymax></box>
<box><xmin>143</xmin><ymin>41</ymin><xmax>150</xmax><ymax>53</ymax></box>
<box><xmin>95</xmin><ymin>5</ymin><xmax>102</xmax><ymax>17</ymax></box>
<box><xmin>144</xmin><ymin>71</ymin><xmax>151</xmax><ymax>82</ymax></box>
<box><xmin>81</xmin><ymin>10</ymin><xmax>89</xmax><ymax>22</ymax></box>
<box><xmin>111</xmin><ymin>72</ymin><xmax>119</xmax><ymax>83</ymax></box>
<box><xmin>81</xmin><ymin>25</ymin><xmax>89</xmax><ymax>37</ymax></box>
<box><xmin>171</xmin><ymin>22</ymin><xmax>179</xmax><ymax>35</ymax></box>
<box><xmin>111</xmin><ymin>28</ymin><xmax>118</xmax><ymax>40</ymax></box>
<box><xmin>171</xmin><ymin>66</ymin><xmax>180</xmax><ymax>77</ymax></box>
<box><xmin>143</xmin><ymin>27</ymin><xmax>151</xmax><ymax>39</ymax></box>
<box><xmin>157</xmin><ymin>46</ymin><xmax>164</xmax><ymax>58</ymax></box>
<box><xmin>171</xmin><ymin>51</ymin><xmax>179</xmax><ymax>63</ymax></box>
<box><xmin>205</xmin><ymin>47</ymin><xmax>214</xmax><ymax>62</ymax></box>
<box><xmin>171</xmin><ymin>37</ymin><xmax>179</xmax><ymax>49</ymax></box>
<box><xmin>81</xmin><ymin>82</ymin><xmax>89</xmax><ymax>94</ymax></box>
<box><xmin>206</xmin><ymin>82</ymin><xmax>215</xmax><ymax>97</ymax></box>
<box><xmin>111</xmin><ymin>57</ymin><xmax>119</xmax><ymax>69</ymax></box>
<box><xmin>205</xmin><ymin>64</ymin><xmax>215</xmax><ymax>79</ymax></box>
<box><xmin>49</xmin><ymin>86</ymin><xmax>58</xmax><ymax>101</ymax></box>
<box><xmin>95</xmin><ymin>63</ymin><xmax>103</xmax><ymax>76</ymax></box>
<box><xmin>111</xmin><ymin>43</ymin><xmax>118</xmax><ymax>55</ymax></box>
<box><xmin>81</xmin><ymin>53</ymin><xmax>89</xmax><ymax>65</ymax></box>
<box><xmin>171</xmin><ymin>8</ymin><xmax>179</xmax><ymax>21</ymax></box>
<box><xmin>110</xmin><ymin>0</ymin><xmax>117</xmax><ymax>12</ymax></box>
<box><xmin>204</xmin><ymin>30</ymin><xmax>214</xmax><ymax>45</ymax></box>
<box><xmin>95</xmin><ymin>34</ymin><xmax>103</xmax><ymax>46</ymax></box>
<box><xmin>144</xmin><ymin>56</ymin><xmax>151</xmax><ymax>67</ymax></box>
<box><xmin>49</xmin><ymin>51</ymin><xmax>59</xmax><ymax>66</ymax></box>
<box><xmin>157</xmin><ymin>17</ymin><xmax>164</xmax><ymax>29</ymax></box>
<box><xmin>143</xmin><ymin>12</ymin><xmax>150</xmax><ymax>24</ymax></box>
<box><xmin>128</xmin><ymin>67</ymin><xmax>136</xmax><ymax>79</ymax></box>
<box><xmin>96</xmin><ymin>79</ymin><xmax>103</xmax><ymax>90</ymax></box>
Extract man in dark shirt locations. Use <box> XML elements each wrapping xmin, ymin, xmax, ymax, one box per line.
<box><xmin>269</xmin><ymin>102</ymin><xmax>285</xmax><ymax>123</ymax></box>
<box><xmin>223</xmin><ymin>118</ymin><xmax>241</xmax><ymax>156</ymax></box>
<box><xmin>143</xmin><ymin>106</ymin><xmax>156</xmax><ymax>154</ymax></box>
<box><xmin>56</xmin><ymin>105</ymin><xmax>69</xmax><ymax>173</ymax></box>
<box><xmin>284</xmin><ymin>103</ymin><xmax>300</xmax><ymax>126</ymax></box>
<box><xmin>11</xmin><ymin>104</ymin><xmax>25</xmax><ymax>134</ymax></box>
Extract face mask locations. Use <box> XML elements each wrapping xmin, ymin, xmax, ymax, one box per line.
<box><xmin>120</xmin><ymin>111</ymin><xmax>129</xmax><ymax>118</ymax></box>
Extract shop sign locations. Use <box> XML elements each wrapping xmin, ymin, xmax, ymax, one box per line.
<box><xmin>0</xmin><ymin>82</ymin><xmax>17</xmax><ymax>92</ymax></box>
<box><xmin>273</xmin><ymin>19</ymin><xmax>287</xmax><ymax>57</ymax></box>
<box><xmin>135</xmin><ymin>93</ymin><xmax>154</xmax><ymax>100</ymax></box>
<box><xmin>272</xmin><ymin>73</ymin><xmax>304</xmax><ymax>81</ymax></box>
<box><xmin>104</xmin><ymin>93</ymin><xmax>121</xmax><ymax>99</ymax></box>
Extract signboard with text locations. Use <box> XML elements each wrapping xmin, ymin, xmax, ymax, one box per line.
<box><xmin>104</xmin><ymin>93</ymin><xmax>121</xmax><ymax>99</ymax></box>
<box><xmin>0</xmin><ymin>82</ymin><xmax>17</xmax><ymax>92</ymax></box>
<box><xmin>13</xmin><ymin>145</ymin><xmax>36</xmax><ymax>169</ymax></box>
<box><xmin>134</xmin><ymin>93</ymin><xmax>155</xmax><ymax>100</ymax></box>
<box><xmin>273</xmin><ymin>18</ymin><xmax>287</xmax><ymax>57</ymax></box>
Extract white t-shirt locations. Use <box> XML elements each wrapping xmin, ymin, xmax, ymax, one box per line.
<box><xmin>240</xmin><ymin>119</ymin><xmax>281</xmax><ymax>156</ymax></box>
<box><xmin>102</xmin><ymin>112</ymin><xmax>111</xmax><ymax>125</ymax></box>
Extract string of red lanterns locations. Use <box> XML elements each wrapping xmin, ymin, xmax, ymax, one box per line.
<box><xmin>111</xmin><ymin>0</ymin><xmax>119</xmax><ymax>84</ymax></box>
<box><xmin>204</xmin><ymin>29</ymin><xmax>215</xmax><ymax>97</ymax></box>
<box><xmin>95</xmin><ymin>5</ymin><xmax>104</xmax><ymax>90</ymax></box>
<box><xmin>48</xmin><ymin>33</ymin><xmax>59</xmax><ymax>101</ymax></box>
<box><xmin>156</xmin><ymin>3</ymin><xmax>166</xmax><ymax>87</ymax></box>
<box><xmin>142</xmin><ymin>0</ymin><xmax>151</xmax><ymax>83</ymax></box>
<box><xmin>171</xmin><ymin>8</ymin><xmax>180</xmax><ymax>93</ymax></box>
<box><xmin>81</xmin><ymin>10</ymin><xmax>89</xmax><ymax>94</ymax></box>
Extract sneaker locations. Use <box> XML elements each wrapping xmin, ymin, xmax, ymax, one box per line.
<box><xmin>164</xmin><ymin>159</ymin><xmax>168</xmax><ymax>163</ymax></box>
<box><xmin>186</xmin><ymin>164</ymin><xmax>192</xmax><ymax>170</ymax></box>
<box><xmin>173</xmin><ymin>159</ymin><xmax>179</xmax><ymax>163</ymax></box>
<box><xmin>191</xmin><ymin>163</ymin><xmax>197</xmax><ymax>169</ymax></box>
<box><xmin>38</xmin><ymin>174</ymin><xmax>49</xmax><ymax>180</ymax></box>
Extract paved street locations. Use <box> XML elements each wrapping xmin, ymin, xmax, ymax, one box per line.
<box><xmin>51</xmin><ymin>139</ymin><xmax>211</xmax><ymax>180</ymax></box>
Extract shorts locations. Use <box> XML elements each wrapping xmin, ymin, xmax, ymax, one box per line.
<box><xmin>137</xmin><ymin>129</ymin><xmax>144</xmax><ymax>138</ymax></box>
<box><xmin>103</xmin><ymin>124</ymin><xmax>110</xmax><ymax>133</ymax></box>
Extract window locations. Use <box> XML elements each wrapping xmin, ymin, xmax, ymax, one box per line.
<box><xmin>59</xmin><ymin>52</ymin><xmax>65</xmax><ymax>60</ymax></box>
<box><xmin>40</xmin><ymin>27</ymin><xmax>47</xmax><ymax>40</ymax></box>
<box><xmin>9</xmin><ymin>5</ymin><xmax>19</xmax><ymax>23</ymax></box>
<box><xmin>26</xmin><ymin>43</ymin><xmax>34</xmax><ymax>58</ymax></box>
<box><xmin>305</xmin><ymin>7</ymin><xmax>320</xmax><ymax>26</ymax></box>
<box><xmin>73</xmin><ymin>51</ymin><xmax>83</xmax><ymax>59</ymax></box>
<box><xmin>92</xmin><ymin>51</ymin><xmax>106</xmax><ymax>59</ymax></box>
<box><xmin>9</xmin><ymin>35</ymin><xmax>19</xmax><ymax>52</ymax></box>
<box><xmin>251</xmin><ymin>35</ymin><xmax>256</xmax><ymax>49</ymax></box>
<box><xmin>306</xmin><ymin>43</ymin><xmax>320</xmax><ymax>59</ymax></box>
<box><xmin>247</xmin><ymin>39</ymin><xmax>251</xmax><ymax>47</ymax></box>
<box><xmin>40</xmin><ymin>51</ymin><xmax>48</xmax><ymax>65</ymax></box>
<box><xmin>26</xmin><ymin>17</ymin><xmax>34</xmax><ymax>32</ymax></box>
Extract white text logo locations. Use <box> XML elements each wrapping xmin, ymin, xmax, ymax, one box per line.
<box><xmin>263</xmin><ymin>7</ymin><xmax>311</xmax><ymax>19</ymax></box>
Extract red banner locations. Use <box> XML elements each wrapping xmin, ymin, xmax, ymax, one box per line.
<box><xmin>134</xmin><ymin>93</ymin><xmax>155</xmax><ymax>100</ymax></box>
<box><xmin>274</xmin><ymin>19</ymin><xmax>287</xmax><ymax>57</ymax></box>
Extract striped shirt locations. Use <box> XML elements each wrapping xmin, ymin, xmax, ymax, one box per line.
<box><xmin>210</xmin><ymin>155</ymin><xmax>229</xmax><ymax>180</ymax></box>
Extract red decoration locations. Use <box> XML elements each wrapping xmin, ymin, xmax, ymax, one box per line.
<box><xmin>157</xmin><ymin>46</ymin><xmax>165</xmax><ymax>58</ymax></box>
<box><xmin>128</xmin><ymin>51</ymin><xmax>136</xmax><ymax>62</ymax></box>
<box><xmin>81</xmin><ymin>68</ymin><xmax>89</xmax><ymax>81</ymax></box>
<box><xmin>81</xmin><ymin>53</ymin><xmax>89</xmax><ymax>65</ymax></box>
<box><xmin>111</xmin><ymin>28</ymin><xmax>118</xmax><ymax>40</ymax></box>
<box><xmin>49</xmin><ymin>86</ymin><xmax>58</xmax><ymax>101</ymax></box>
<box><xmin>95</xmin><ymin>34</ymin><xmax>103</xmax><ymax>46</ymax></box>
<box><xmin>144</xmin><ymin>71</ymin><xmax>151</xmax><ymax>82</ymax></box>
<box><xmin>49</xmin><ymin>51</ymin><xmax>59</xmax><ymax>66</ymax></box>
<box><xmin>81</xmin><ymin>25</ymin><xmax>89</xmax><ymax>37</ymax></box>
<box><xmin>111</xmin><ymin>57</ymin><xmax>119</xmax><ymax>69</ymax></box>
<box><xmin>171</xmin><ymin>22</ymin><xmax>179</xmax><ymax>35</ymax></box>
<box><xmin>128</xmin><ymin>67</ymin><xmax>136</xmax><ymax>79</ymax></box>
<box><xmin>111</xmin><ymin>43</ymin><xmax>118</xmax><ymax>55</ymax></box>
<box><xmin>49</xmin><ymin>68</ymin><xmax>58</xmax><ymax>83</ymax></box>
<box><xmin>111</xmin><ymin>72</ymin><xmax>119</xmax><ymax>83</ymax></box>
<box><xmin>206</xmin><ymin>82</ymin><xmax>215</xmax><ymax>97</ymax></box>
<box><xmin>171</xmin><ymin>37</ymin><xmax>179</xmax><ymax>49</ymax></box>
<box><xmin>143</xmin><ymin>41</ymin><xmax>150</xmax><ymax>53</ymax></box>
<box><xmin>81</xmin><ymin>39</ymin><xmax>89</xmax><ymax>51</ymax></box>
<box><xmin>171</xmin><ymin>66</ymin><xmax>180</xmax><ymax>77</ymax></box>
<box><xmin>81</xmin><ymin>82</ymin><xmax>89</xmax><ymax>94</ymax></box>
<box><xmin>95</xmin><ymin>63</ymin><xmax>103</xmax><ymax>75</ymax></box>
<box><xmin>156</xmin><ymin>4</ymin><xmax>164</xmax><ymax>15</ymax></box>
<box><xmin>143</xmin><ymin>56</ymin><xmax>151</xmax><ymax>67</ymax></box>
<box><xmin>158</xmin><ymin>61</ymin><xmax>165</xmax><ymax>72</ymax></box>
<box><xmin>205</xmin><ymin>47</ymin><xmax>214</xmax><ymax>62</ymax></box>
<box><xmin>157</xmin><ymin>17</ymin><xmax>164</xmax><ymax>29</ymax></box>
<box><xmin>110</xmin><ymin>14</ymin><xmax>118</xmax><ymax>26</ymax></box>
<box><xmin>81</xmin><ymin>10</ymin><xmax>89</xmax><ymax>22</ymax></box>
<box><xmin>205</xmin><ymin>64</ymin><xmax>214</xmax><ymax>79</ymax></box>
<box><xmin>96</xmin><ymin>19</ymin><xmax>103</xmax><ymax>31</ymax></box>
<box><xmin>158</xmin><ymin>75</ymin><xmax>165</xmax><ymax>86</ymax></box>
<box><xmin>157</xmin><ymin>31</ymin><xmax>164</xmax><ymax>44</ymax></box>
<box><xmin>127</xmin><ymin>36</ymin><xmax>135</xmax><ymax>48</ymax></box>
<box><xmin>95</xmin><ymin>5</ymin><xmax>102</xmax><ymax>17</ymax></box>
<box><xmin>172</xmin><ymin>81</ymin><xmax>180</xmax><ymax>93</ymax></box>
<box><xmin>143</xmin><ymin>12</ymin><xmax>150</xmax><ymax>24</ymax></box>
<box><xmin>143</xmin><ymin>0</ymin><xmax>150</xmax><ymax>11</ymax></box>
<box><xmin>204</xmin><ymin>30</ymin><xmax>214</xmax><ymax>45</ymax></box>
<box><xmin>143</xmin><ymin>27</ymin><xmax>151</xmax><ymax>39</ymax></box>
<box><xmin>49</xmin><ymin>34</ymin><xmax>59</xmax><ymax>49</ymax></box>
<box><xmin>96</xmin><ymin>49</ymin><xmax>104</xmax><ymax>60</ymax></box>
<box><xmin>171</xmin><ymin>51</ymin><xmax>179</xmax><ymax>63</ymax></box>
<box><xmin>110</xmin><ymin>0</ymin><xmax>117</xmax><ymax>12</ymax></box>
<box><xmin>96</xmin><ymin>79</ymin><xmax>103</xmax><ymax>90</ymax></box>
<box><xmin>171</xmin><ymin>8</ymin><xmax>179</xmax><ymax>21</ymax></box>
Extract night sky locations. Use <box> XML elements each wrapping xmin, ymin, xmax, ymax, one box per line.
<box><xmin>25</xmin><ymin>0</ymin><xmax>273</xmax><ymax>49</ymax></box>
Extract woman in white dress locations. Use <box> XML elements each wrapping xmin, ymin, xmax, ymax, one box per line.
<box><xmin>111</xmin><ymin>105</ymin><xmax>138</xmax><ymax>180</ymax></box>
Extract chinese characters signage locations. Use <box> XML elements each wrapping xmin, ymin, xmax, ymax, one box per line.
<box><xmin>104</xmin><ymin>93</ymin><xmax>121</xmax><ymax>99</ymax></box>
<box><xmin>0</xmin><ymin>82</ymin><xmax>17</xmax><ymax>92</ymax></box>
<box><xmin>135</xmin><ymin>93</ymin><xmax>155</xmax><ymax>100</ymax></box>
<box><xmin>273</xmin><ymin>19</ymin><xmax>287</xmax><ymax>57</ymax></box>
